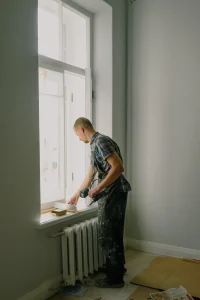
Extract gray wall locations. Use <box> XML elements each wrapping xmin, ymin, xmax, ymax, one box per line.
<box><xmin>93</xmin><ymin>7</ymin><xmax>113</xmax><ymax>138</ymax></box>
<box><xmin>105</xmin><ymin>0</ymin><xmax>127</xmax><ymax>161</ymax></box>
<box><xmin>93</xmin><ymin>0</ymin><xmax>127</xmax><ymax>161</ymax></box>
<box><xmin>126</xmin><ymin>0</ymin><xmax>200</xmax><ymax>249</ymax></box>
<box><xmin>0</xmin><ymin>0</ymin><xmax>127</xmax><ymax>299</ymax></box>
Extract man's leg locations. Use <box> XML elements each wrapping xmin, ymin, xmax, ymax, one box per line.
<box><xmin>106</xmin><ymin>192</ymin><xmax>127</xmax><ymax>283</ymax></box>
<box><xmin>96</xmin><ymin>192</ymin><xmax>128</xmax><ymax>288</ymax></box>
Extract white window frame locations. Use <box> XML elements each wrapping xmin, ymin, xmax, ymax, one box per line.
<box><xmin>39</xmin><ymin>0</ymin><xmax>93</xmax><ymax>211</ymax></box>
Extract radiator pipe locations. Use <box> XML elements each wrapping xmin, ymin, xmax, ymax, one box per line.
<box><xmin>49</xmin><ymin>231</ymin><xmax>65</xmax><ymax>238</ymax></box>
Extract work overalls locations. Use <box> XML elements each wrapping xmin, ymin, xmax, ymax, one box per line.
<box><xmin>91</xmin><ymin>138</ymin><xmax>127</xmax><ymax>283</ymax></box>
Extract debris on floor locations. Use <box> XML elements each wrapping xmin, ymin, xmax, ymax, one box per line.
<box><xmin>127</xmin><ymin>286</ymin><xmax>195</xmax><ymax>300</ymax></box>
<box><xmin>58</xmin><ymin>284</ymin><xmax>88</xmax><ymax>297</ymax></box>
<box><xmin>149</xmin><ymin>285</ymin><xmax>194</xmax><ymax>300</ymax></box>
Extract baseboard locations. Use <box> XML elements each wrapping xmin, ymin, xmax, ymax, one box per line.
<box><xmin>18</xmin><ymin>275</ymin><xmax>62</xmax><ymax>300</ymax></box>
<box><xmin>125</xmin><ymin>238</ymin><xmax>200</xmax><ymax>259</ymax></box>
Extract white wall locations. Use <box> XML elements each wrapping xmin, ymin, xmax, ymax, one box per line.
<box><xmin>0</xmin><ymin>0</ymin><xmax>127</xmax><ymax>299</ymax></box>
<box><xmin>126</xmin><ymin>0</ymin><xmax>200</xmax><ymax>250</ymax></box>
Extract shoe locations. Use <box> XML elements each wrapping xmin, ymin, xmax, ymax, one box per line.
<box><xmin>95</xmin><ymin>278</ymin><xmax>124</xmax><ymax>288</ymax></box>
<box><xmin>99</xmin><ymin>266</ymin><xmax>127</xmax><ymax>274</ymax></box>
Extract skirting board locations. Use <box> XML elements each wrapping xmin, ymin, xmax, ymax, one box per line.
<box><xmin>18</xmin><ymin>275</ymin><xmax>62</xmax><ymax>300</ymax></box>
<box><xmin>125</xmin><ymin>238</ymin><xmax>200</xmax><ymax>259</ymax></box>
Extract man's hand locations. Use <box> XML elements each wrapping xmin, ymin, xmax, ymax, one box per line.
<box><xmin>68</xmin><ymin>166</ymin><xmax>94</xmax><ymax>205</ymax></box>
<box><xmin>88</xmin><ymin>186</ymin><xmax>101</xmax><ymax>198</ymax></box>
<box><xmin>68</xmin><ymin>192</ymin><xmax>79</xmax><ymax>205</ymax></box>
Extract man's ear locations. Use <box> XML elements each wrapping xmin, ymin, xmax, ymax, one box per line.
<box><xmin>81</xmin><ymin>127</ymin><xmax>85</xmax><ymax>133</ymax></box>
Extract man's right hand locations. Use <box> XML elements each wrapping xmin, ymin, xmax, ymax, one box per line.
<box><xmin>68</xmin><ymin>192</ymin><xmax>80</xmax><ymax>205</ymax></box>
<box><xmin>68</xmin><ymin>165</ymin><xmax>94</xmax><ymax>205</ymax></box>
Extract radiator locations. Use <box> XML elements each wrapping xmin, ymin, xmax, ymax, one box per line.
<box><xmin>61</xmin><ymin>217</ymin><xmax>105</xmax><ymax>286</ymax></box>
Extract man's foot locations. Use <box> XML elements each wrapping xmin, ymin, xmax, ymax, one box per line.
<box><xmin>98</xmin><ymin>266</ymin><xmax>127</xmax><ymax>274</ymax></box>
<box><xmin>95</xmin><ymin>278</ymin><xmax>124</xmax><ymax>288</ymax></box>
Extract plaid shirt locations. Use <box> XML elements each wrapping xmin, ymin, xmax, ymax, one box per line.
<box><xmin>90</xmin><ymin>132</ymin><xmax>131</xmax><ymax>193</ymax></box>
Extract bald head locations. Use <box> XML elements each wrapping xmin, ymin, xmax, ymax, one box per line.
<box><xmin>73</xmin><ymin>117</ymin><xmax>94</xmax><ymax>130</ymax></box>
<box><xmin>73</xmin><ymin>117</ymin><xmax>96</xmax><ymax>144</ymax></box>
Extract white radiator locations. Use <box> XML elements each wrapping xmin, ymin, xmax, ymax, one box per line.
<box><xmin>61</xmin><ymin>217</ymin><xmax>105</xmax><ymax>286</ymax></box>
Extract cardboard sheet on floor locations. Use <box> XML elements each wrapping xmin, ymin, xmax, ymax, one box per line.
<box><xmin>131</xmin><ymin>257</ymin><xmax>200</xmax><ymax>298</ymax></box>
<box><xmin>126</xmin><ymin>286</ymin><xmax>161</xmax><ymax>300</ymax></box>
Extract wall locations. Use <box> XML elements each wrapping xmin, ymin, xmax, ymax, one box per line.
<box><xmin>92</xmin><ymin>6</ymin><xmax>113</xmax><ymax>138</ymax></box>
<box><xmin>105</xmin><ymin>0</ymin><xmax>127</xmax><ymax>161</ymax></box>
<box><xmin>126</xmin><ymin>0</ymin><xmax>200</xmax><ymax>250</ymax></box>
<box><xmin>0</xmin><ymin>0</ymin><xmax>127</xmax><ymax>299</ymax></box>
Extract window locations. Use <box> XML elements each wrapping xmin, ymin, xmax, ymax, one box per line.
<box><xmin>38</xmin><ymin>0</ymin><xmax>92</xmax><ymax>210</ymax></box>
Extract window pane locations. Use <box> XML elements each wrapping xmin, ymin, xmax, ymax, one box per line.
<box><xmin>65</xmin><ymin>72</ymin><xmax>86</xmax><ymax>197</ymax></box>
<box><xmin>63</xmin><ymin>6</ymin><xmax>87</xmax><ymax>69</ymax></box>
<box><xmin>39</xmin><ymin>68</ymin><xmax>64</xmax><ymax>203</ymax></box>
<box><xmin>39</xmin><ymin>68</ymin><xmax>63</xmax><ymax>96</ymax></box>
<box><xmin>38</xmin><ymin>0</ymin><xmax>60</xmax><ymax>60</ymax></box>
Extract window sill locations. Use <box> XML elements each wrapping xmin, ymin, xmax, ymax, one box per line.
<box><xmin>36</xmin><ymin>204</ymin><xmax>98</xmax><ymax>229</ymax></box>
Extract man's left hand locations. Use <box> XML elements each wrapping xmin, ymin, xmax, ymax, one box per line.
<box><xmin>88</xmin><ymin>186</ymin><xmax>101</xmax><ymax>198</ymax></box>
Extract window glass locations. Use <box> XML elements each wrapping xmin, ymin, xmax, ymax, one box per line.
<box><xmin>38</xmin><ymin>0</ymin><xmax>60</xmax><ymax>60</ymax></box>
<box><xmin>65</xmin><ymin>72</ymin><xmax>86</xmax><ymax>198</ymax></box>
<box><xmin>39</xmin><ymin>68</ymin><xmax>65</xmax><ymax>203</ymax></box>
<box><xmin>63</xmin><ymin>6</ymin><xmax>87</xmax><ymax>69</ymax></box>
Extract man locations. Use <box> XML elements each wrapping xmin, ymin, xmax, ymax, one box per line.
<box><xmin>69</xmin><ymin>117</ymin><xmax>131</xmax><ymax>288</ymax></box>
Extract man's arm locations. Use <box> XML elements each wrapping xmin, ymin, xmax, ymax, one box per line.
<box><xmin>69</xmin><ymin>165</ymin><xmax>95</xmax><ymax>204</ymax></box>
<box><xmin>88</xmin><ymin>152</ymin><xmax>124</xmax><ymax>197</ymax></box>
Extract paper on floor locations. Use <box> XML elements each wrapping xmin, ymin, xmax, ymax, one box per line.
<box><xmin>150</xmin><ymin>285</ymin><xmax>194</xmax><ymax>300</ymax></box>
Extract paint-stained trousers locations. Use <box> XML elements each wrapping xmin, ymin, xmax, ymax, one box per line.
<box><xmin>97</xmin><ymin>190</ymin><xmax>128</xmax><ymax>282</ymax></box>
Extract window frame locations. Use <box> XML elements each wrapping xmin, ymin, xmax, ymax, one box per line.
<box><xmin>38</xmin><ymin>0</ymin><xmax>93</xmax><ymax>211</ymax></box>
